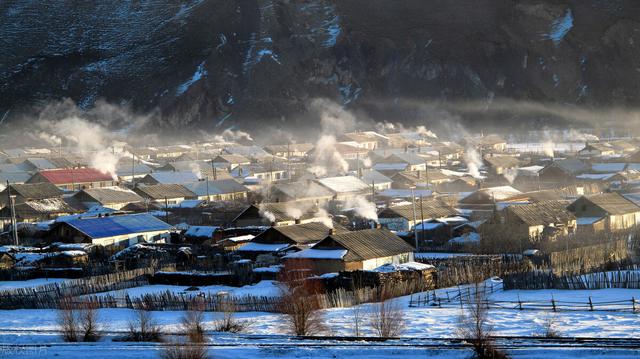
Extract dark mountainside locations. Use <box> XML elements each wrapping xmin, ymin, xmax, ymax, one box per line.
<box><xmin>2</xmin><ymin>0</ymin><xmax>640</xmax><ymax>131</ymax></box>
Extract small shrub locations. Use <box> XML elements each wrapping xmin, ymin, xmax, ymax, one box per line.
<box><xmin>160</xmin><ymin>343</ymin><xmax>208</xmax><ymax>359</ymax></box>
<box><xmin>212</xmin><ymin>301</ymin><xmax>247</xmax><ymax>333</ymax></box>
<box><xmin>369</xmin><ymin>287</ymin><xmax>405</xmax><ymax>338</ymax></box>
<box><xmin>182</xmin><ymin>299</ymin><xmax>207</xmax><ymax>343</ymax></box>
<box><xmin>123</xmin><ymin>308</ymin><xmax>163</xmax><ymax>342</ymax></box>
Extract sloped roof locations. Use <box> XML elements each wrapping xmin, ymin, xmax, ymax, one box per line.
<box><xmin>545</xmin><ymin>159</ymin><xmax>589</xmax><ymax>174</ymax></box>
<box><xmin>77</xmin><ymin>187</ymin><xmax>144</xmax><ymax>204</ymax></box>
<box><xmin>134</xmin><ymin>184</ymin><xmax>196</xmax><ymax>200</ymax></box>
<box><xmin>34</xmin><ymin>168</ymin><xmax>113</xmax><ymax>184</ymax></box>
<box><xmin>145</xmin><ymin>171</ymin><xmax>200</xmax><ymax>184</ymax></box>
<box><xmin>61</xmin><ymin>213</ymin><xmax>172</xmax><ymax>239</ymax></box>
<box><xmin>381</xmin><ymin>153</ymin><xmax>425</xmax><ymax>165</ymax></box>
<box><xmin>0</xmin><ymin>172</ymin><xmax>31</xmax><ymax>184</ymax></box>
<box><xmin>313</xmin><ymin>229</ymin><xmax>414</xmax><ymax>261</ymax></box>
<box><xmin>316</xmin><ymin>176</ymin><xmax>370</xmax><ymax>194</ymax></box>
<box><xmin>183</xmin><ymin>179</ymin><xmax>249</xmax><ymax>196</ymax></box>
<box><xmin>570</xmin><ymin>192</ymin><xmax>640</xmax><ymax>215</ymax></box>
<box><xmin>360</xmin><ymin>169</ymin><xmax>392</xmax><ymax>185</ymax></box>
<box><xmin>272</xmin><ymin>181</ymin><xmax>334</xmax><ymax>199</ymax></box>
<box><xmin>250</xmin><ymin>202</ymin><xmax>319</xmax><ymax>222</ymax></box>
<box><xmin>254</xmin><ymin>222</ymin><xmax>347</xmax><ymax>245</ymax></box>
<box><xmin>212</xmin><ymin>154</ymin><xmax>251</xmax><ymax>164</ymax></box>
<box><xmin>5</xmin><ymin>183</ymin><xmax>63</xmax><ymax>200</ymax></box>
<box><xmin>483</xmin><ymin>155</ymin><xmax>520</xmax><ymax>168</ymax></box>
<box><xmin>5</xmin><ymin>198</ymin><xmax>78</xmax><ymax>217</ymax></box>
<box><xmin>378</xmin><ymin>199</ymin><xmax>458</xmax><ymax>220</ymax></box>
<box><xmin>264</xmin><ymin>143</ymin><xmax>314</xmax><ymax>155</ymax></box>
<box><xmin>505</xmin><ymin>201</ymin><xmax>575</xmax><ymax>226</ymax></box>
<box><xmin>460</xmin><ymin>186</ymin><xmax>522</xmax><ymax>203</ymax></box>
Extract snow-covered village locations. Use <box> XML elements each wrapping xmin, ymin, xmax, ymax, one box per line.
<box><xmin>0</xmin><ymin>116</ymin><xmax>640</xmax><ymax>358</ymax></box>
<box><xmin>5</xmin><ymin>1</ymin><xmax>640</xmax><ymax>358</ymax></box>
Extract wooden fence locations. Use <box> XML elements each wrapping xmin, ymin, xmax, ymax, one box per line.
<box><xmin>502</xmin><ymin>267</ymin><xmax>640</xmax><ymax>290</ymax></box>
<box><xmin>0</xmin><ymin>265</ymin><xmax>174</xmax><ymax>310</ymax></box>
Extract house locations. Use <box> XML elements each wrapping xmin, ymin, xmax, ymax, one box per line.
<box><xmin>236</xmin><ymin>222</ymin><xmax>346</xmax><ymax>258</ymax></box>
<box><xmin>72</xmin><ymin>187</ymin><xmax>144</xmax><ymax>210</ymax></box>
<box><xmin>359</xmin><ymin>169</ymin><xmax>392</xmax><ymax>191</ymax></box>
<box><xmin>270</xmin><ymin>180</ymin><xmax>335</xmax><ymax>204</ymax></box>
<box><xmin>21</xmin><ymin>157</ymin><xmax>74</xmax><ymax>171</ymax></box>
<box><xmin>458</xmin><ymin>186</ymin><xmax>522</xmax><ymax>219</ymax></box>
<box><xmin>27</xmin><ymin>168</ymin><xmax>116</xmax><ymax>190</ymax></box>
<box><xmin>223</xmin><ymin>145</ymin><xmax>271</xmax><ymax>160</ymax></box>
<box><xmin>0</xmin><ymin>172</ymin><xmax>31</xmax><ymax>187</ymax></box>
<box><xmin>483</xmin><ymin>155</ymin><xmax>521</xmax><ymax>176</ymax></box>
<box><xmin>578</xmin><ymin>143</ymin><xmax>616</xmax><ymax>158</ymax></box>
<box><xmin>138</xmin><ymin>171</ymin><xmax>201</xmax><ymax>185</ymax></box>
<box><xmin>390</xmin><ymin>170</ymin><xmax>450</xmax><ymax>190</ymax></box>
<box><xmin>231</xmin><ymin>163</ymin><xmax>289</xmax><ymax>184</ymax></box>
<box><xmin>0</xmin><ymin>183</ymin><xmax>63</xmax><ymax>207</ymax></box>
<box><xmin>308</xmin><ymin>143</ymin><xmax>368</xmax><ymax>161</ymax></box>
<box><xmin>211</xmin><ymin>154</ymin><xmax>251</xmax><ymax>171</ymax></box>
<box><xmin>340</xmin><ymin>132</ymin><xmax>379</xmax><ymax>150</ymax></box>
<box><xmin>538</xmin><ymin>159</ymin><xmax>589</xmax><ymax>185</ymax></box>
<box><xmin>465</xmin><ymin>134</ymin><xmax>507</xmax><ymax>152</ymax></box>
<box><xmin>184</xmin><ymin>225</ymin><xmax>219</xmax><ymax>242</ymax></box>
<box><xmin>51</xmin><ymin>213</ymin><xmax>173</xmax><ymax>247</ymax></box>
<box><xmin>377</xmin><ymin>199</ymin><xmax>459</xmax><ymax>232</ymax></box>
<box><xmin>264</xmin><ymin>143</ymin><xmax>315</xmax><ymax>158</ymax></box>
<box><xmin>567</xmin><ymin>192</ymin><xmax>640</xmax><ymax>233</ymax></box>
<box><xmin>481</xmin><ymin>201</ymin><xmax>576</xmax><ymax>242</ymax></box>
<box><xmin>0</xmin><ymin>198</ymin><xmax>79</xmax><ymax>225</ymax></box>
<box><xmin>115</xmin><ymin>162</ymin><xmax>153</xmax><ymax>182</ymax></box>
<box><xmin>133</xmin><ymin>184</ymin><xmax>197</xmax><ymax>205</ymax></box>
<box><xmin>284</xmin><ymin>228</ymin><xmax>415</xmax><ymax>274</ymax></box>
<box><xmin>183</xmin><ymin>179</ymin><xmax>250</xmax><ymax>202</ymax></box>
<box><xmin>374</xmin><ymin>153</ymin><xmax>427</xmax><ymax>172</ymax></box>
<box><xmin>232</xmin><ymin>202</ymin><xmax>322</xmax><ymax>227</ymax></box>
<box><xmin>315</xmin><ymin>176</ymin><xmax>371</xmax><ymax>201</ymax></box>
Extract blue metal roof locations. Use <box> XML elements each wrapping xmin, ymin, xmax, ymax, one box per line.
<box><xmin>64</xmin><ymin>213</ymin><xmax>172</xmax><ymax>239</ymax></box>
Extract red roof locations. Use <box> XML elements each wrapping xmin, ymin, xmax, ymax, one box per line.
<box><xmin>37</xmin><ymin>168</ymin><xmax>114</xmax><ymax>184</ymax></box>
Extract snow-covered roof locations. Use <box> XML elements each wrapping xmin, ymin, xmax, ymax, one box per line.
<box><xmin>284</xmin><ymin>248</ymin><xmax>347</xmax><ymax>259</ymax></box>
<box><xmin>576</xmin><ymin>173</ymin><xmax>618</xmax><ymax>180</ymax></box>
<box><xmin>448</xmin><ymin>232</ymin><xmax>480</xmax><ymax>245</ymax></box>
<box><xmin>236</xmin><ymin>242</ymin><xmax>291</xmax><ymax>252</ymax></box>
<box><xmin>370</xmin><ymin>261</ymin><xmax>435</xmax><ymax>273</ymax></box>
<box><xmin>591</xmin><ymin>163</ymin><xmax>627</xmax><ymax>173</ymax></box>
<box><xmin>316</xmin><ymin>176</ymin><xmax>370</xmax><ymax>194</ymax></box>
<box><xmin>184</xmin><ymin>226</ymin><xmax>218</xmax><ymax>238</ymax></box>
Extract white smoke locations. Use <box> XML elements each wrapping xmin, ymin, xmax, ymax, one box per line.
<box><xmin>37</xmin><ymin>132</ymin><xmax>62</xmax><ymax>146</ymax></box>
<box><xmin>542</xmin><ymin>141</ymin><xmax>555</xmax><ymax>158</ymax></box>
<box><xmin>309</xmin><ymin>135</ymin><xmax>349</xmax><ymax>177</ymax></box>
<box><xmin>258</xmin><ymin>204</ymin><xmax>276</xmax><ymax>224</ymax></box>
<box><xmin>285</xmin><ymin>206</ymin><xmax>303</xmax><ymax>220</ymax></box>
<box><xmin>344</xmin><ymin>196</ymin><xmax>378</xmax><ymax>222</ymax></box>
<box><xmin>502</xmin><ymin>167</ymin><xmax>519</xmax><ymax>184</ymax></box>
<box><xmin>464</xmin><ymin>146</ymin><xmax>483</xmax><ymax>179</ymax></box>
<box><xmin>189</xmin><ymin>162</ymin><xmax>203</xmax><ymax>179</ymax></box>
<box><xmin>314</xmin><ymin>208</ymin><xmax>334</xmax><ymax>229</ymax></box>
<box><xmin>362</xmin><ymin>157</ymin><xmax>373</xmax><ymax>168</ymax></box>
<box><xmin>416</xmin><ymin>125</ymin><xmax>438</xmax><ymax>139</ymax></box>
<box><xmin>37</xmin><ymin>116</ymin><xmax>128</xmax><ymax>180</ymax></box>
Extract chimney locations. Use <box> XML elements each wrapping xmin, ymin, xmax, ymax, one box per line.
<box><xmin>329</xmin><ymin>228</ymin><xmax>335</xmax><ymax>235</ymax></box>
<box><xmin>270</xmin><ymin>221</ymin><xmax>276</xmax><ymax>227</ymax></box>
<box><xmin>294</xmin><ymin>218</ymin><xmax>301</xmax><ymax>225</ymax></box>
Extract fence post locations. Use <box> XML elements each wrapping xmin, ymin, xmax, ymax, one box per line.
<box><xmin>588</xmin><ymin>296</ymin><xmax>593</xmax><ymax>311</ymax></box>
<box><xmin>518</xmin><ymin>294</ymin><xmax>522</xmax><ymax>310</ymax></box>
<box><xmin>551</xmin><ymin>296</ymin><xmax>557</xmax><ymax>312</ymax></box>
<box><xmin>633</xmin><ymin>297</ymin><xmax>636</xmax><ymax>313</ymax></box>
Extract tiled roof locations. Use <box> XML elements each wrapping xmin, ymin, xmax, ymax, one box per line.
<box><xmin>35</xmin><ymin>168</ymin><xmax>113</xmax><ymax>184</ymax></box>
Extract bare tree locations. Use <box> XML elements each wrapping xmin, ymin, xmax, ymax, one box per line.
<box><xmin>369</xmin><ymin>286</ymin><xmax>405</xmax><ymax>338</ymax></box>
<box><xmin>125</xmin><ymin>308</ymin><xmax>163</xmax><ymax>342</ymax></box>
<box><xmin>182</xmin><ymin>298</ymin><xmax>207</xmax><ymax>343</ymax></box>
<box><xmin>457</xmin><ymin>283</ymin><xmax>507</xmax><ymax>358</ymax></box>
<box><xmin>57</xmin><ymin>297</ymin><xmax>78</xmax><ymax>342</ymax></box>
<box><xmin>213</xmin><ymin>299</ymin><xmax>248</xmax><ymax>333</ymax></box>
<box><xmin>278</xmin><ymin>259</ymin><xmax>326</xmax><ymax>336</ymax></box>
<box><xmin>78</xmin><ymin>301</ymin><xmax>101</xmax><ymax>342</ymax></box>
<box><xmin>351</xmin><ymin>288</ymin><xmax>363</xmax><ymax>337</ymax></box>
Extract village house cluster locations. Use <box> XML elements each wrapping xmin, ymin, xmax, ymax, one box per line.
<box><xmin>1</xmin><ymin>128</ymin><xmax>639</xmax><ymax>279</ymax></box>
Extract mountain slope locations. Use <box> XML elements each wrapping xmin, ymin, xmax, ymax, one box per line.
<box><xmin>2</xmin><ymin>0</ymin><xmax>640</xmax><ymax>128</ymax></box>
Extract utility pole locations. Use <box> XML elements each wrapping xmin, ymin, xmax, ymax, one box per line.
<box><xmin>6</xmin><ymin>181</ymin><xmax>18</xmax><ymax>245</ymax></box>
<box><xmin>131</xmin><ymin>152</ymin><xmax>136</xmax><ymax>188</ymax></box>
<box><xmin>206</xmin><ymin>175</ymin><xmax>210</xmax><ymax>201</ymax></box>
<box><xmin>164</xmin><ymin>197</ymin><xmax>169</xmax><ymax>223</ymax></box>
<box><xmin>210</xmin><ymin>158</ymin><xmax>217</xmax><ymax>180</ymax></box>
<box><xmin>411</xmin><ymin>187</ymin><xmax>418</xmax><ymax>251</ymax></box>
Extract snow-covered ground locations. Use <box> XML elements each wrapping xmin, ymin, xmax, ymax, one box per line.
<box><xmin>0</xmin><ymin>278</ymin><xmax>70</xmax><ymax>290</ymax></box>
<box><xmin>1</xmin><ymin>281</ymin><xmax>640</xmax><ymax>357</ymax></box>
<box><xmin>85</xmin><ymin>280</ymin><xmax>281</xmax><ymax>299</ymax></box>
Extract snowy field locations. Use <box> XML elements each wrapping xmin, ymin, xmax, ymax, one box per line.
<box><xmin>1</xmin><ymin>281</ymin><xmax>640</xmax><ymax>357</ymax></box>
